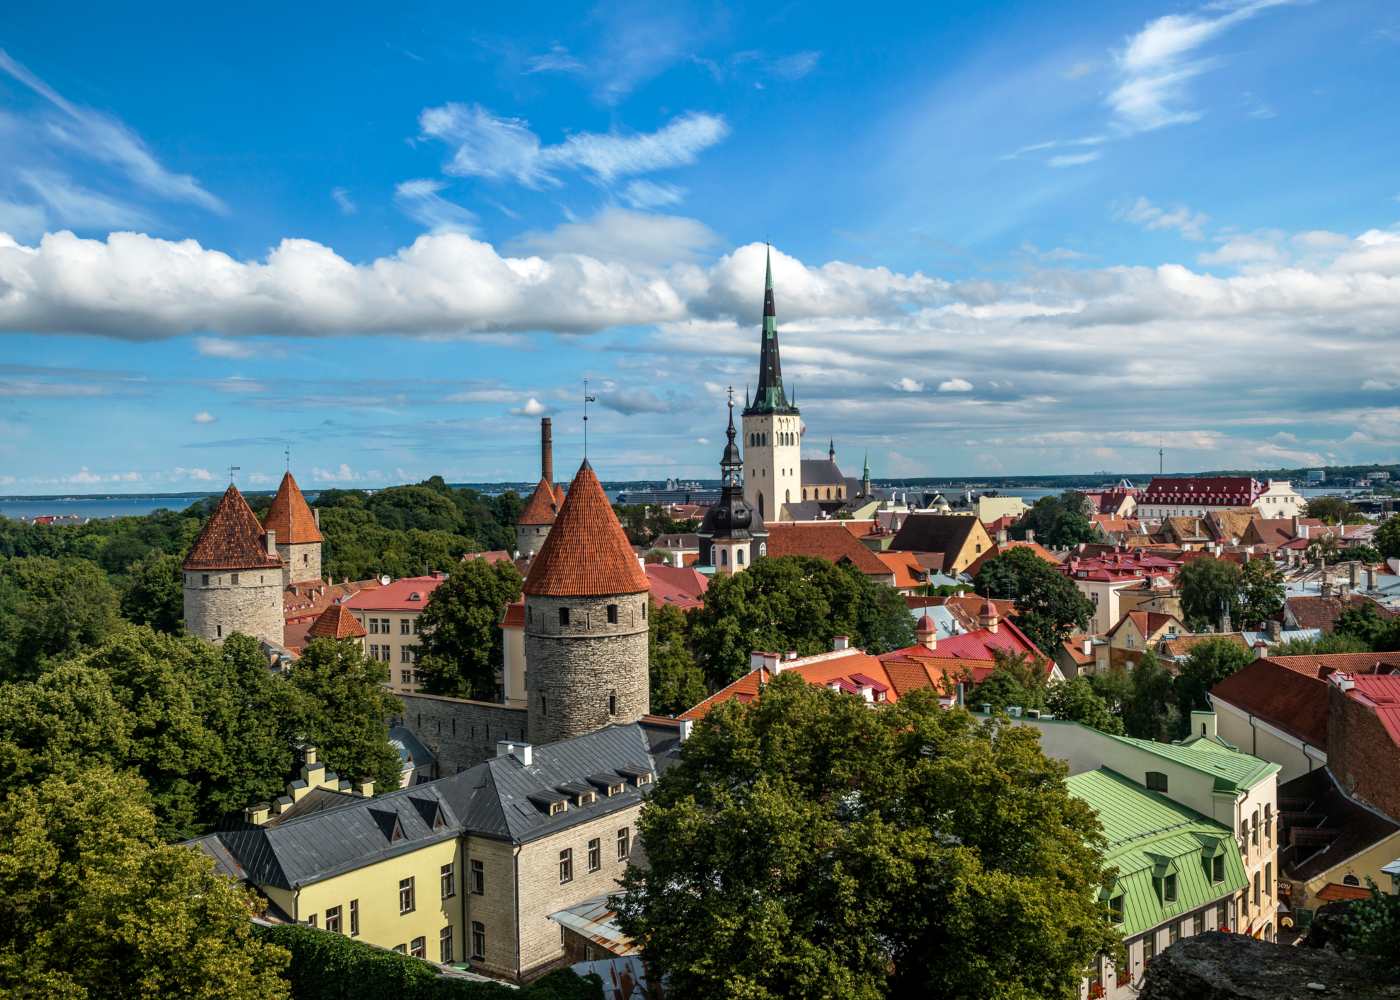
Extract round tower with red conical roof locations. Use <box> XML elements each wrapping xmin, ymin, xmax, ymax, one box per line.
<box><xmin>182</xmin><ymin>484</ymin><xmax>284</xmax><ymax>646</ymax></box>
<box><xmin>522</xmin><ymin>459</ymin><xmax>650</xmax><ymax>745</ymax></box>
<box><xmin>263</xmin><ymin>470</ymin><xmax>323</xmax><ymax>587</ymax></box>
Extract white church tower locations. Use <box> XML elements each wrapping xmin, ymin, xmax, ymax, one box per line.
<box><xmin>742</xmin><ymin>247</ymin><xmax>802</xmax><ymax>524</ymax></box>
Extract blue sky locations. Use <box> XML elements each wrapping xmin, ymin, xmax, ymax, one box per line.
<box><xmin>2</xmin><ymin>0</ymin><xmax>1399</xmax><ymax>493</ymax></box>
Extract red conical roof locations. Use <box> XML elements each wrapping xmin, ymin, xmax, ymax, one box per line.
<box><xmin>916</xmin><ymin>612</ymin><xmax>935</xmax><ymax>634</ymax></box>
<box><xmin>263</xmin><ymin>471</ymin><xmax>322</xmax><ymax>544</ymax></box>
<box><xmin>523</xmin><ymin>461</ymin><xmax>648</xmax><ymax>597</ymax></box>
<box><xmin>184</xmin><ymin>485</ymin><xmax>283</xmax><ymax>571</ymax></box>
<box><xmin>307</xmin><ymin>603</ymin><xmax>367</xmax><ymax>639</ymax></box>
<box><xmin>518</xmin><ymin>477</ymin><xmax>562</xmax><ymax>526</ymax></box>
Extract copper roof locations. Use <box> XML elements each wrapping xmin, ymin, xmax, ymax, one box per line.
<box><xmin>307</xmin><ymin>603</ymin><xmax>367</xmax><ymax>640</ymax></box>
<box><xmin>183</xmin><ymin>485</ymin><xmax>283</xmax><ymax>571</ymax></box>
<box><xmin>263</xmin><ymin>471</ymin><xmax>323</xmax><ymax>544</ymax></box>
<box><xmin>518</xmin><ymin>477</ymin><xmax>563</xmax><ymax>525</ymax></box>
<box><xmin>523</xmin><ymin>461</ymin><xmax>649</xmax><ymax>597</ymax></box>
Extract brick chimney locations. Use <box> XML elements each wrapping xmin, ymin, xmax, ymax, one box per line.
<box><xmin>540</xmin><ymin>417</ymin><xmax>553</xmax><ymax>485</ymax></box>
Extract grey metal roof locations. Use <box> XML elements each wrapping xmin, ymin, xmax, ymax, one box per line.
<box><xmin>800</xmin><ymin>458</ymin><xmax>845</xmax><ymax>487</ymax></box>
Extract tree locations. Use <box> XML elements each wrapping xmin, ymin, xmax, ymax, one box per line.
<box><xmin>1305</xmin><ymin>497</ymin><xmax>1361</xmax><ymax>525</ymax></box>
<box><xmin>648</xmin><ymin>602</ymin><xmax>707</xmax><ymax>716</ymax></box>
<box><xmin>1270</xmin><ymin>633</ymin><xmax>1371</xmax><ymax>656</ymax></box>
<box><xmin>0</xmin><ymin>556</ymin><xmax>119</xmax><ymax>680</ymax></box>
<box><xmin>1121</xmin><ymin>651</ymin><xmax>1179</xmax><ymax>741</ymax></box>
<box><xmin>0</xmin><ymin>768</ymin><xmax>290</xmax><ymax>998</ymax></box>
<box><xmin>1011</xmin><ymin>492</ymin><xmax>1096</xmax><ymax>548</ymax></box>
<box><xmin>616</xmin><ymin>673</ymin><xmax>1122</xmax><ymax>999</ymax></box>
<box><xmin>1378</xmin><ymin>516</ymin><xmax>1400</xmax><ymax>562</ymax></box>
<box><xmin>970</xmin><ymin>649</ymin><xmax>1049</xmax><ymax>713</ymax></box>
<box><xmin>290</xmin><ymin>638</ymin><xmax>404</xmax><ymax>795</ymax></box>
<box><xmin>415</xmin><ymin>560</ymin><xmax>523</xmax><ymax>699</ymax></box>
<box><xmin>120</xmin><ymin>550</ymin><xmax>184</xmax><ymax>632</ymax></box>
<box><xmin>1176</xmin><ymin>638</ymin><xmax>1253</xmax><ymax>718</ymax></box>
<box><xmin>1046</xmin><ymin>677</ymin><xmax>1124</xmax><ymax>735</ymax></box>
<box><xmin>1237</xmin><ymin>558</ymin><xmax>1285</xmax><ymax>629</ymax></box>
<box><xmin>1177</xmin><ymin>557</ymin><xmax>1241</xmax><ymax>632</ymax></box>
<box><xmin>975</xmin><ymin>546</ymin><xmax>1093</xmax><ymax>655</ymax></box>
<box><xmin>688</xmin><ymin>557</ymin><xmax>914</xmax><ymax>686</ymax></box>
<box><xmin>1334</xmin><ymin>603</ymin><xmax>1400</xmax><ymax>652</ymax></box>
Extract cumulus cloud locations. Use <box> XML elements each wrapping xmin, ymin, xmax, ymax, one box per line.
<box><xmin>419</xmin><ymin>104</ymin><xmax>729</xmax><ymax>187</ymax></box>
<box><xmin>311</xmin><ymin>463</ymin><xmax>359</xmax><ymax>482</ymax></box>
<box><xmin>891</xmin><ymin>377</ymin><xmax>924</xmax><ymax>392</ymax></box>
<box><xmin>511</xmin><ymin>397</ymin><xmax>550</xmax><ymax>417</ymax></box>
<box><xmin>192</xmin><ymin>410</ymin><xmax>216</xmax><ymax>424</ymax></box>
<box><xmin>938</xmin><ymin>378</ymin><xmax>973</xmax><ymax>393</ymax></box>
<box><xmin>173</xmin><ymin>466</ymin><xmax>214</xmax><ymax>481</ymax></box>
<box><xmin>509</xmin><ymin>208</ymin><xmax>717</xmax><ymax>264</ymax></box>
<box><xmin>596</xmin><ymin>385</ymin><xmax>672</xmax><ymax>415</ymax></box>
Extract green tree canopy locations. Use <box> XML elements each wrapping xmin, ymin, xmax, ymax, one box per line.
<box><xmin>415</xmin><ymin>560</ymin><xmax>523</xmax><ymax>699</ymax></box>
<box><xmin>688</xmin><ymin>556</ymin><xmax>914</xmax><ymax>686</ymax></box>
<box><xmin>648</xmin><ymin>602</ymin><xmax>707</xmax><ymax>716</ymax></box>
<box><xmin>0</xmin><ymin>767</ymin><xmax>290</xmax><ymax>998</ymax></box>
<box><xmin>1046</xmin><ymin>676</ymin><xmax>1124</xmax><ymax>734</ymax></box>
<box><xmin>969</xmin><ymin>649</ymin><xmax>1050</xmax><ymax>713</ymax></box>
<box><xmin>1010</xmin><ymin>491</ymin><xmax>1096</xmax><ymax>548</ymax></box>
<box><xmin>290</xmin><ymin>638</ymin><xmax>404</xmax><ymax>795</ymax></box>
<box><xmin>1237</xmin><ymin>558</ymin><xmax>1285</xmax><ymax>629</ymax></box>
<box><xmin>1177</xmin><ymin>557</ymin><xmax>1241</xmax><ymax>632</ymax></box>
<box><xmin>1175</xmin><ymin>638</ymin><xmax>1253</xmax><ymax>717</ymax></box>
<box><xmin>616</xmin><ymin>673</ymin><xmax>1121</xmax><ymax>999</ymax></box>
<box><xmin>1377</xmin><ymin>516</ymin><xmax>1400</xmax><ymax>562</ymax></box>
<box><xmin>974</xmin><ymin>546</ymin><xmax>1093</xmax><ymax>655</ymax></box>
<box><xmin>120</xmin><ymin>549</ymin><xmax>185</xmax><ymax>633</ymax></box>
<box><xmin>0</xmin><ymin>555</ymin><xmax>119</xmax><ymax>681</ymax></box>
<box><xmin>1334</xmin><ymin>603</ymin><xmax>1400</xmax><ymax>652</ymax></box>
<box><xmin>1305</xmin><ymin>497</ymin><xmax>1362</xmax><ymax>525</ymax></box>
<box><xmin>1121</xmin><ymin>651</ymin><xmax>1180</xmax><ymax>741</ymax></box>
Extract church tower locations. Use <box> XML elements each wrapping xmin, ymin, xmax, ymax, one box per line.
<box><xmin>522</xmin><ymin>460</ymin><xmax>650</xmax><ymax>745</ymax></box>
<box><xmin>699</xmin><ymin>390</ymin><xmax>765</xmax><ymax>574</ymax></box>
<box><xmin>742</xmin><ymin>246</ymin><xmax>801</xmax><ymax>523</ymax></box>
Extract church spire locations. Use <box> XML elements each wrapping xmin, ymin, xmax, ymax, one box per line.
<box><xmin>720</xmin><ymin>387</ymin><xmax>742</xmax><ymax>484</ymax></box>
<box><xmin>745</xmin><ymin>244</ymin><xmax>797</xmax><ymax>416</ymax></box>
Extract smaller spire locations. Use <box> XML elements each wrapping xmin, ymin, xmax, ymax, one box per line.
<box><xmin>828</xmin><ymin>438</ymin><xmax>835</xmax><ymax>462</ymax></box>
<box><xmin>863</xmin><ymin>450</ymin><xmax>870</xmax><ymax>478</ymax></box>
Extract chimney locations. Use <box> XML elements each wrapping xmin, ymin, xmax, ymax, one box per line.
<box><xmin>540</xmin><ymin>417</ymin><xmax>553</xmax><ymax>485</ymax></box>
<box><xmin>997</xmin><ymin>528</ymin><xmax>1009</xmax><ymax>544</ymax></box>
<box><xmin>265</xmin><ymin>528</ymin><xmax>277</xmax><ymax>556</ymax></box>
<box><xmin>304</xmin><ymin>746</ymin><xmax>318</xmax><ymax>766</ymax></box>
<box><xmin>313</xmin><ymin>508</ymin><xmax>321</xmax><ymax>529</ymax></box>
<box><xmin>1350</xmin><ymin>562</ymin><xmax>1360</xmax><ymax>589</ymax></box>
<box><xmin>355</xmin><ymin>779</ymin><xmax>374</xmax><ymax>798</ymax></box>
<box><xmin>750</xmin><ymin>651</ymin><xmax>781</xmax><ymax>673</ymax></box>
<box><xmin>1025</xmin><ymin>529</ymin><xmax>1036</xmax><ymax>544</ymax></box>
<box><xmin>1190</xmin><ymin>710</ymin><xmax>1218</xmax><ymax>740</ymax></box>
<box><xmin>915</xmin><ymin>613</ymin><xmax>937</xmax><ymax>650</ymax></box>
<box><xmin>678</xmin><ymin>718</ymin><xmax>694</xmax><ymax>742</ymax></box>
<box><xmin>1082</xmin><ymin>637</ymin><xmax>1093</xmax><ymax>657</ymax></box>
<box><xmin>785</xmin><ymin>650</ymin><xmax>799</xmax><ymax>661</ymax></box>
<box><xmin>1330</xmin><ymin>672</ymin><xmax>1355</xmax><ymax>693</ymax></box>
<box><xmin>496</xmin><ymin>739</ymin><xmax>533</xmax><ymax>766</ymax></box>
<box><xmin>1367</xmin><ymin>566</ymin><xmax>1378</xmax><ymax>592</ymax></box>
<box><xmin>1267</xmin><ymin>619</ymin><xmax>1281</xmax><ymax>642</ymax></box>
<box><xmin>832</xmin><ymin>635</ymin><xmax>850</xmax><ymax>651</ymax></box>
<box><xmin>1254</xmin><ymin>639</ymin><xmax>1268</xmax><ymax>660</ymax></box>
<box><xmin>244</xmin><ymin>802</ymin><xmax>271</xmax><ymax>825</ymax></box>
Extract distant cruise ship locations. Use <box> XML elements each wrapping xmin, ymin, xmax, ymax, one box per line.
<box><xmin>616</xmin><ymin>479</ymin><xmax>720</xmax><ymax>505</ymax></box>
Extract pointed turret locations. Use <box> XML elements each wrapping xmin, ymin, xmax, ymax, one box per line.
<box><xmin>184</xmin><ymin>485</ymin><xmax>281</xmax><ymax>572</ymax></box>
<box><xmin>182</xmin><ymin>484</ymin><xmax>284</xmax><ymax>646</ymax></box>
<box><xmin>523</xmin><ymin>461</ymin><xmax>648</xmax><ymax>597</ymax></box>
<box><xmin>264</xmin><ymin>471</ymin><xmax>323</xmax><ymax>586</ymax></box>
<box><xmin>744</xmin><ymin>245</ymin><xmax>797</xmax><ymax>416</ymax></box>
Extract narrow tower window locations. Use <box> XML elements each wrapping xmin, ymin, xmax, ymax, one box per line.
<box><xmin>559</xmin><ymin>607</ymin><xmax>569</xmax><ymax>627</ymax></box>
<box><xmin>607</xmin><ymin>604</ymin><xmax>618</xmax><ymax>624</ymax></box>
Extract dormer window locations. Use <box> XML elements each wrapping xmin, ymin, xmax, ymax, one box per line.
<box><xmin>549</xmin><ymin>801</ymin><xmax>567</xmax><ymax>816</ymax></box>
<box><xmin>1109</xmin><ymin>894</ymin><xmax>1124</xmax><ymax>923</ymax></box>
<box><xmin>575</xmin><ymin>792</ymin><xmax>596</xmax><ymax>807</ymax></box>
<box><xmin>1145</xmin><ymin>771</ymin><xmax>1168</xmax><ymax>793</ymax></box>
<box><xmin>608</xmin><ymin>782</ymin><xmax>625</xmax><ymax>797</ymax></box>
<box><xmin>1212</xmin><ymin>854</ymin><xmax>1225</xmax><ymax>883</ymax></box>
<box><xmin>1163</xmin><ymin>873</ymin><xmax>1177</xmax><ymax>903</ymax></box>
<box><xmin>634</xmin><ymin>772</ymin><xmax>653</xmax><ymax>787</ymax></box>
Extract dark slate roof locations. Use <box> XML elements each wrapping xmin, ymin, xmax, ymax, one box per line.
<box><xmin>193</xmin><ymin>723</ymin><xmax>671</xmax><ymax>889</ymax></box>
<box><xmin>800</xmin><ymin>458</ymin><xmax>845</xmax><ymax>487</ymax></box>
<box><xmin>781</xmin><ymin>500</ymin><xmax>831</xmax><ymax>521</ymax></box>
<box><xmin>264</xmin><ymin>786</ymin><xmax>362</xmax><ymax>827</ymax></box>
<box><xmin>888</xmin><ymin>512</ymin><xmax>980</xmax><ymax>560</ymax></box>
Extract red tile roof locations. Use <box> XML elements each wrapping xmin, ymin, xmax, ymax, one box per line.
<box><xmin>965</xmin><ymin>540</ymin><xmax>1061</xmax><ymax>577</ymax></box>
<box><xmin>500</xmin><ymin>600</ymin><xmax>525</xmax><ymax>628</ymax></box>
<box><xmin>879</xmin><ymin>649</ymin><xmax>999</xmax><ymax>695</ymax></box>
<box><xmin>462</xmin><ymin>549</ymin><xmax>515</xmax><ymax>565</ymax></box>
<box><xmin>1347</xmin><ymin>674</ymin><xmax>1400</xmax><ymax>747</ymax></box>
<box><xmin>1210</xmin><ymin>658</ymin><xmax>1330</xmax><ymax>747</ymax></box>
<box><xmin>307</xmin><ymin>603</ymin><xmax>367</xmax><ymax>640</ymax></box>
<box><xmin>263</xmin><ymin>471</ymin><xmax>322</xmax><ymax>544</ymax></box>
<box><xmin>1264</xmin><ymin>652</ymin><xmax>1400</xmax><ymax>677</ymax></box>
<box><xmin>766</xmin><ymin>522</ymin><xmax>894</xmax><ymax>579</ymax></box>
<box><xmin>679</xmin><ymin>649</ymin><xmax>896</xmax><ymax>721</ymax></box>
<box><xmin>1143</xmin><ymin>476</ymin><xmax>1264</xmax><ymax>506</ymax></box>
<box><xmin>523</xmin><ymin>461</ymin><xmax>649</xmax><ymax>598</ymax></box>
<box><xmin>341</xmin><ymin>574</ymin><xmax>446</xmax><ymax>612</ymax></box>
<box><xmin>881</xmin><ymin>617</ymin><xmax>1047</xmax><ymax>667</ymax></box>
<box><xmin>282</xmin><ymin>578</ymin><xmax>382</xmax><ymax>623</ymax></box>
<box><xmin>1315</xmin><ymin>882</ymin><xmax>1376</xmax><ymax>902</ymax></box>
<box><xmin>518</xmin><ymin>477</ymin><xmax>564</xmax><ymax>526</ymax></box>
<box><xmin>183</xmin><ymin>485</ymin><xmax>282</xmax><ymax>571</ymax></box>
<box><xmin>645</xmin><ymin>563</ymin><xmax>709</xmax><ymax>610</ymax></box>
<box><xmin>875</xmin><ymin>550</ymin><xmax>927</xmax><ymax>589</ymax></box>
<box><xmin>1109</xmin><ymin>611</ymin><xmax>1181</xmax><ymax>640</ymax></box>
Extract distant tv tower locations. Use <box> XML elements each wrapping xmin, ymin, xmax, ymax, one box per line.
<box><xmin>1158</xmin><ymin>439</ymin><xmax>1164</xmax><ymax>476</ymax></box>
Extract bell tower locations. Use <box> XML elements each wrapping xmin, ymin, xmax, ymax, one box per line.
<box><xmin>741</xmin><ymin>246</ymin><xmax>801</xmax><ymax>524</ymax></box>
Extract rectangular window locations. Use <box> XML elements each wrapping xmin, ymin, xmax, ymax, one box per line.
<box><xmin>410</xmin><ymin>936</ymin><xmax>426</xmax><ymax>959</ymax></box>
<box><xmin>401</xmin><ymin>618</ymin><xmax>411</xmax><ymax>635</ymax></box>
<box><xmin>350</xmin><ymin>899</ymin><xmax>359</xmax><ymax>936</ymax></box>
<box><xmin>414</xmin><ymin>618</ymin><xmax>423</xmax><ymax>634</ymax></box>
<box><xmin>401</xmin><ymin>670</ymin><xmax>412</xmax><ymax>685</ymax></box>
<box><xmin>441</xmin><ymin>862</ymin><xmax>455</xmax><ymax>899</ymax></box>
<box><xmin>1216</xmin><ymin>902</ymin><xmax>1227</xmax><ymax>929</ymax></box>
<box><xmin>1253</xmin><ymin>871</ymin><xmax>1261</xmax><ymax>906</ymax></box>
<box><xmin>230</xmin><ymin>573</ymin><xmax>239</xmax><ymax>584</ymax></box>
<box><xmin>306</xmin><ymin>913</ymin><xmax>317</xmax><ymax>928</ymax></box>
<box><xmin>402</xmin><ymin>647</ymin><xmax>413</xmax><ymax>663</ymax></box>
<box><xmin>471</xmin><ymin>921</ymin><xmax>486</xmax><ymax>961</ymax></box>
<box><xmin>617</xmin><ymin>827</ymin><xmax>630</xmax><ymax>861</ymax></box>
<box><xmin>1168</xmin><ymin>922</ymin><xmax>1179</xmax><ymax>946</ymax></box>
<box><xmin>1251</xmin><ymin>812</ymin><xmax>1259</xmax><ymax>846</ymax></box>
<box><xmin>1192</xmin><ymin>911</ymin><xmax>1204</xmax><ymax>936</ymax></box>
<box><xmin>1163</xmin><ymin>874</ymin><xmax>1177</xmax><ymax>903</ymax></box>
<box><xmin>559</xmin><ymin>607</ymin><xmax>570</xmax><ymax>627</ymax></box>
<box><xmin>1109</xmin><ymin>895</ymin><xmax>1124</xmax><ymax>923</ymax></box>
<box><xmin>588</xmin><ymin>838</ymin><xmax>601</xmax><ymax>872</ymax></box>
<box><xmin>394</xmin><ymin>944</ymin><xmax>406</xmax><ymax>954</ymax></box>
<box><xmin>471</xmin><ymin>859</ymin><xmax>484</xmax><ymax>895</ymax></box>
<box><xmin>1265</xmin><ymin>862</ymin><xmax>1272</xmax><ymax>898</ymax></box>
<box><xmin>1145</xmin><ymin>771</ymin><xmax>1168</xmax><ymax>793</ymax></box>
<box><xmin>202</xmin><ymin>574</ymin><xmax>209</xmax><ymax>586</ymax></box>
<box><xmin>1212</xmin><ymin>854</ymin><xmax>1225</xmax><ymax>883</ymax></box>
<box><xmin>607</xmin><ymin>604</ymin><xmax>618</xmax><ymax>624</ymax></box>
<box><xmin>325</xmin><ymin>905</ymin><xmax>342</xmax><ymax>934</ymax></box>
<box><xmin>440</xmin><ymin>925</ymin><xmax>453</xmax><ymax>963</ymax></box>
<box><xmin>400</xmin><ymin>876</ymin><xmax>416</xmax><ymax>914</ymax></box>
<box><xmin>559</xmin><ymin>848</ymin><xmax>573</xmax><ymax>884</ymax></box>
<box><xmin>1143</xmin><ymin>933</ymin><xmax>1156</xmax><ymax>965</ymax></box>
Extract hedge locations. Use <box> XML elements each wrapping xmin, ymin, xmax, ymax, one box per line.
<box><xmin>255</xmin><ymin>923</ymin><xmax>603</xmax><ymax>1000</ymax></box>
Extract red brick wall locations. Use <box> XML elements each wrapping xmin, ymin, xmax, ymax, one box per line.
<box><xmin>1328</xmin><ymin>684</ymin><xmax>1400</xmax><ymax>821</ymax></box>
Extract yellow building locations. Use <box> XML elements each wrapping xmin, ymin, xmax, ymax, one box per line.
<box><xmin>342</xmin><ymin>575</ymin><xmax>447</xmax><ymax>693</ymax></box>
<box><xmin>190</xmin><ymin>723</ymin><xmax>671</xmax><ymax>982</ymax></box>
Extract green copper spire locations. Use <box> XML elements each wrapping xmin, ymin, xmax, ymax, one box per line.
<box><xmin>863</xmin><ymin>451</ymin><xmax>870</xmax><ymax>478</ymax></box>
<box><xmin>745</xmin><ymin>244</ymin><xmax>797</xmax><ymax>416</ymax></box>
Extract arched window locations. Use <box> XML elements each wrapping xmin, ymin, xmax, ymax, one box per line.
<box><xmin>1343</xmin><ymin>874</ymin><xmax>1361</xmax><ymax>886</ymax></box>
<box><xmin>758</xmin><ymin>542</ymin><xmax>767</xmax><ymax>557</ymax></box>
<box><xmin>720</xmin><ymin>550</ymin><xmax>728</xmax><ymax>566</ymax></box>
<box><xmin>785</xmin><ymin>489</ymin><xmax>791</xmax><ymax>504</ymax></box>
<box><xmin>737</xmin><ymin>548</ymin><xmax>745</xmax><ymax>565</ymax></box>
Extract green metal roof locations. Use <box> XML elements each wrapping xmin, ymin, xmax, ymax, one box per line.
<box><xmin>1107</xmin><ymin>733</ymin><xmax>1279</xmax><ymax>795</ymax></box>
<box><xmin>1068</xmin><ymin>768</ymin><xmax>1248</xmax><ymax>937</ymax></box>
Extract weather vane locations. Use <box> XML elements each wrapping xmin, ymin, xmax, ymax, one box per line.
<box><xmin>583</xmin><ymin>378</ymin><xmax>597</xmax><ymax>459</ymax></box>
<box><xmin>228</xmin><ymin>465</ymin><xmax>241</xmax><ymax>484</ymax></box>
<box><xmin>285</xmin><ymin>444</ymin><xmax>291</xmax><ymax>471</ymax></box>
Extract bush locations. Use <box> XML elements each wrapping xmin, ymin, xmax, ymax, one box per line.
<box><xmin>255</xmin><ymin>924</ymin><xmax>602</xmax><ymax>1000</ymax></box>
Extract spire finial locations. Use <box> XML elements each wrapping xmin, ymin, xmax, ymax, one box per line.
<box><xmin>583</xmin><ymin>378</ymin><xmax>597</xmax><ymax>459</ymax></box>
<box><xmin>284</xmin><ymin>444</ymin><xmax>290</xmax><ymax>472</ymax></box>
<box><xmin>228</xmin><ymin>464</ymin><xmax>241</xmax><ymax>485</ymax></box>
<box><xmin>765</xmin><ymin>242</ymin><xmax>773</xmax><ymax>291</ymax></box>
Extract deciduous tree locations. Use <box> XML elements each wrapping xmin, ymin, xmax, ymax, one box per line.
<box><xmin>1178</xmin><ymin>557</ymin><xmax>1241</xmax><ymax>632</ymax></box>
<box><xmin>1046</xmin><ymin>676</ymin><xmax>1124</xmax><ymax>734</ymax></box>
<box><xmin>0</xmin><ymin>556</ymin><xmax>119</xmax><ymax>681</ymax></box>
<box><xmin>415</xmin><ymin>559</ymin><xmax>523</xmax><ymax>699</ymax></box>
<box><xmin>290</xmin><ymin>638</ymin><xmax>404</xmax><ymax>795</ymax></box>
<box><xmin>120</xmin><ymin>550</ymin><xmax>185</xmax><ymax>633</ymax></box>
<box><xmin>648</xmin><ymin>602</ymin><xmax>707</xmax><ymax>716</ymax></box>
<box><xmin>1377</xmin><ymin>516</ymin><xmax>1400</xmax><ymax>562</ymax></box>
<box><xmin>1237</xmin><ymin>558</ymin><xmax>1285</xmax><ymax>629</ymax></box>
<box><xmin>1175</xmin><ymin>638</ymin><xmax>1253</xmax><ymax>717</ymax></box>
<box><xmin>975</xmin><ymin>546</ymin><xmax>1093</xmax><ymax>655</ymax></box>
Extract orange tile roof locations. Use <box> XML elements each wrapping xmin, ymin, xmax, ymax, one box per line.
<box><xmin>518</xmin><ymin>477</ymin><xmax>563</xmax><ymax>525</ymax></box>
<box><xmin>965</xmin><ymin>540</ymin><xmax>1061</xmax><ymax>577</ymax></box>
<box><xmin>876</xmin><ymin>549</ymin><xmax>926</xmax><ymax>589</ymax></box>
<box><xmin>183</xmin><ymin>485</ymin><xmax>282</xmax><ymax>571</ymax></box>
<box><xmin>766</xmin><ymin>522</ymin><xmax>893</xmax><ymax>578</ymax></box>
<box><xmin>307</xmin><ymin>603</ymin><xmax>367</xmax><ymax>640</ymax></box>
<box><xmin>501</xmin><ymin>600</ymin><xmax>525</xmax><ymax>628</ymax></box>
<box><xmin>679</xmin><ymin>649</ymin><xmax>895</xmax><ymax>721</ymax></box>
<box><xmin>263</xmin><ymin>471</ymin><xmax>322</xmax><ymax>544</ymax></box>
<box><xmin>879</xmin><ymin>652</ymin><xmax>998</xmax><ymax>698</ymax></box>
<box><xmin>523</xmin><ymin>461</ymin><xmax>649</xmax><ymax>597</ymax></box>
<box><xmin>1315</xmin><ymin>882</ymin><xmax>1376</xmax><ymax>902</ymax></box>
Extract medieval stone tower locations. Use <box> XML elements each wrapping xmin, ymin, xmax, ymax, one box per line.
<box><xmin>516</xmin><ymin>417</ymin><xmax>562</xmax><ymax>558</ymax></box>
<box><xmin>182</xmin><ymin>484</ymin><xmax>284</xmax><ymax>646</ymax></box>
<box><xmin>742</xmin><ymin>246</ymin><xmax>801</xmax><ymax>524</ymax></box>
<box><xmin>522</xmin><ymin>459</ymin><xmax>650</xmax><ymax>745</ymax></box>
<box><xmin>263</xmin><ymin>470</ymin><xmax>322</xmax><ymax>587</ymax></box>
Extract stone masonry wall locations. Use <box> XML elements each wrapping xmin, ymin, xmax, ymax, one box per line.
<box><xmin>524</xmin><ymin>592</ymin><xmax>649</xmax><ymax>745</ymax></box>
<box><xmin>394</xmin><ymin>691</ymin><xmax>528</xmax><ymax>776</ymax></box>
<box><xmin>278</xmin><ymin>540</ymin><xmax>321</xmax><ymax>587</ymax></box>
<box><xmin>183</xmin><ymin>570</ymin><xmax>283</xmax><ymax>646</ymax></box>
<box><xmin>1329</xmin><ymin>682</ymin><xmax>1400</xmax><ymax>821</ymax></box>
<box><xmin>516</xmin><ymin>522</ymin><xmax>551</xmax><ymax>559</ymax></box>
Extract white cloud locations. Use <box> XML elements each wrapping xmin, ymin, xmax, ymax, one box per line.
<box><xmin>1048</xmin><ymin>151</ymin><xmax>1102</xmax><ymax>168</ymax></box>
<box><xmin>0</xmin><ymin>200</ymin><xmax>46</xmax><ymax>242</ymax></box>
<box><xmin>18</xmin><ymin>169</ymin><xmax>151</xmax><ymax>229</ymax></box>
<box><xmin>509</xmin><ymin>208</ymin><xmax>717</xmax><ymax>265</ymax></box>
<box><xmin>173</xmin><ymin>466</ymin><xmax>214</xmax><ymax>482</ymax></box>
<box><xmin>312</xmin><ymin>463</ymin><xmax>360</xmax><ymax>482</ymax></box>
<box><xmin>597</xmin><ymin>385</ymin><xmax>672</xmax><ymax>415</ymax></box>
<box><xmin>1198</xmin><ymin>233</ymin><xmax>1285</xmax><ymax>266</ymax></box>
<box><xmin>1119</xmin><ymin>196</ymin><xmax>1210</xmax><ymax>240</ymax></box>
<box><xmin>192</xmin><ymin>410</ymin><xmax>216</xmax><ymax>424</ymax></box>
<box><xmin>769</xmin><ymin>51</ymin><xmax>821</xmax><ymax>81</ymax></box>
<box><xmin>938</xmin><ymin>378</ymin><xmax>973</xmax><ymax>393</ymax></box>
<box><xmin>331</xmin><ymin>187</ymin><xmax>356</xmax><ymax>215</ymax></box>
<box><xmin>0</xmin><ymin>48</ymin><xmax>225</xmax><ymax>213</ymax></box>
<box><xmin>1363</xmin><ymin>379</ymin><xmax>1397</xmax><ymax>391</ymax></box>
<box><xmin>420</xmin><ymin>104</ymin><xmax>729</xmax><ymax>187</ymax></box>
<box><xmin>891</xmin><ymin>377</ymin><xmax>924</xmax><ymax>392</ymax></box>
<box><xmin>622</xmin><ymin>180</ymin><xmax>685</xmax><ymax>209</ymax></box>
<box><xmin>525</xmin><ymin>44</ymin><xmax>586</xmax><ymax>74</ymax></box>
<box><xmin>511</xmin><ymin>397</ymin><xmax>550</xmax><ymax>417</ymax></box>
<box><xmin>195</xmin><ymin>336</ymin><xmax>258</xmax><ymax>359</ymax></box>
<box><xmin>393</xmin><ymin>179</ymin><xmax>477</xmax><ymax>232</ymax></box>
